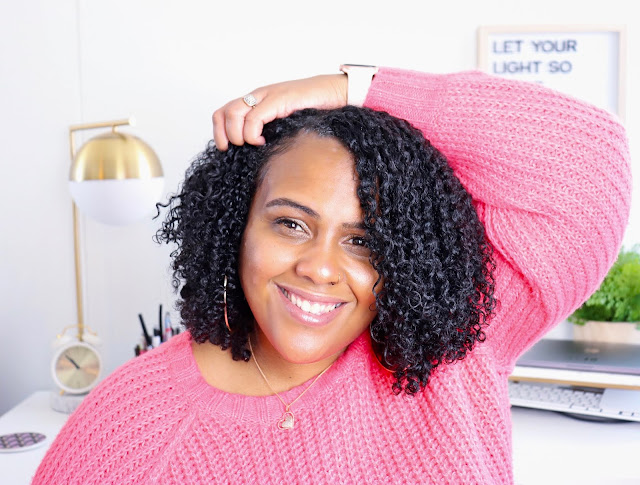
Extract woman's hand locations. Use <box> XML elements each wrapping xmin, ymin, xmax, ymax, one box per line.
<box><xmin>212</xmin><ymin>74</ymin><xmax>347</xmax><ymax>150</ymax></box>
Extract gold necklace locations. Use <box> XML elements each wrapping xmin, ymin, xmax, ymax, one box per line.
<box><xmin>248</xmin><ymin>337</ymin><xmax>335</xmax><ymax>430</ymax></box>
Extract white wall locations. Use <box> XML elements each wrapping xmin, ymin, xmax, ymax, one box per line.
<box><xmin>1</xmin><ymin>0</ymin><xmax>638</xmax><ymax>414</ymax></box>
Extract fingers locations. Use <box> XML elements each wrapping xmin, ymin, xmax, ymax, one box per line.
<box><xmin>242</xmin><ymin>114</ymin><xmax>266</xmax><ymax>147</ymax></box>
<box><xmin>212</xmin><ymin>99</ymin><xmax>253</xmax><ymax>150</ymax></box>
<box><xmin>212</xmin><ymin>74</ymin><xmax>349</xmax><ymax>151</ymax></box>
<box><xmin>212</xmin><ymin>94</ymin><xmax>274</xmax><ymax>150</ymax></box>
<box><xmin>212</xmin><ymin>108</ymin><xmax>229</xmax><ymax>151</ymax></box>
<box><xmin>224</xmin><ymin>109</ymin><xmax>250</xmax><ymax>148</ymax></box>
<box><xmin>243</xmin><ymin>96</ymin><xmax>285</xmax><ymax>146</ymax></box>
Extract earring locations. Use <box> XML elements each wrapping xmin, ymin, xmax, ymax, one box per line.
<box><xmin>370</xmin><ymin>324</ymin><xmax>395</xmax><ymax>373</ymax></box>
<box><xmin>223</xmin><ymin>275</ymin><xmax>231</xmax><ymax>332</ymax></box>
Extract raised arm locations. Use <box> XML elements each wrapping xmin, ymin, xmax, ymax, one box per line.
<box><xmin>364</xmin><ymin>68</ymin><xmax>631</xmax><ymax>361</ymax></box>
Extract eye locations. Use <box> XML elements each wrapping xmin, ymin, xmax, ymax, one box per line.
<box><xmin>344</xmin><ymin>235</ymin><xmax>371</xmax><ymax>259</ymax></box>
<box><xmin>349</xmin><ymin>236</ymin><xmax>369</xmax><ymax>247</ymax></box>
<box><xmin>275</xmin><ymin>218</ymin><xmax>305</xmax><ymax>232</ymax></box>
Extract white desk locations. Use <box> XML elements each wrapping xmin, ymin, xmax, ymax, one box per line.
<box><xmin>1</xmin><ymin>392</ymin><xmax>639</xmax><ymax>484</ymax></box>
<box><xmin>511</xmin><ymin>407</ymin><xmax>640</xmax><ymax>484</ymax></box>
<box><xmin>0</xmin><ymin>392</ymin><xmax>68</xmax><ymax>485</ymax></box>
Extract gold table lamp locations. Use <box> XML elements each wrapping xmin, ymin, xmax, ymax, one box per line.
<box><xmin>68</xmin><ymin>117</ymin><xmax>163</xmax><ymax>341</ymax></box>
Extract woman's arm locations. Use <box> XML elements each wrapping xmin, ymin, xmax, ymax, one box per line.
<box><xmin>365</xmin><ymin>68</ymin><xmax>631</xmax><ymax>361</ymax></box>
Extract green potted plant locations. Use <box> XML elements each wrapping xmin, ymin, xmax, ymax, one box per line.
<box><xmin>569</xmin><ymin>246</ymin><xmax>640</xmax><ymax>344</ymax></box>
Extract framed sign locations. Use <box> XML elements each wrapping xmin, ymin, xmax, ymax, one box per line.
<box><xmin>477</xmin><ymin>25</ymin><xmax>626</xmax><ymax>119</ymax></box>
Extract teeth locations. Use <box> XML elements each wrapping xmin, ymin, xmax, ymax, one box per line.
<box><xmin>282</xmin><ymin>289</ymin><xmax>340</xmax><ymax>315</ymax></box>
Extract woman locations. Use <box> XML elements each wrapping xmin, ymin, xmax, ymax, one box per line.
<box><xmin>34</xmin><ymin>67</ymin><xmax>631</xmax><ymax>484</ymax></box>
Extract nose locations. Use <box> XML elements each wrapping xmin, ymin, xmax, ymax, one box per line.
<box><xmin>295</xmin><ymin>239</ymin><xmax>342</xmax><ymax>286</ymax></box>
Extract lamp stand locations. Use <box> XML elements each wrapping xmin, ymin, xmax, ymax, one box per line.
<box><xmin>68</xmin><ymin>118</ymin><xmax>133</xmax><ymax>341</ymax></box>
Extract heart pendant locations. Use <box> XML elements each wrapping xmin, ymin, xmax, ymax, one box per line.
<box><xmin>277</xmin><ymin>411</ymin><xmax>294</xmax><ymax>430</ymax></box>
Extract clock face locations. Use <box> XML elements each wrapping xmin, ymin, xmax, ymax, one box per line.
<box><xmin>52</xmin><ymin>342</ymin><xmax>101</xmax><ymax>394</ymax></box>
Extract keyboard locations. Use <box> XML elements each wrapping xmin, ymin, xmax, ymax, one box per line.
<box><xmin>508</xmin><ymin>380</ymin><xmax>640</xmax><ymax>422</ymax></box>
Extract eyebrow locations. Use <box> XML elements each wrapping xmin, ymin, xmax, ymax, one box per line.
<box><xmin>265</xmin><ymin>197</ymin><xmax>366</xmax><ymax>230</ymax></box>
<box><xmin>266</xmin><ymin>198</ymin><xmax>319</xmax><ymax>217</ymax></box>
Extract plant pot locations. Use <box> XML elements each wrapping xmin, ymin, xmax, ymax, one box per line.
<box><xmin>573</xmin><ymin>320</ymin><xmax>640</xmax><ymax>344</ymax></box>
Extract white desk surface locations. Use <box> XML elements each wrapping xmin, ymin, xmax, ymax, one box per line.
<box><xmin>511</xmin><ymin>407</ymin><xmax>640</xmax><ymax>485</ymax></box>
<box><xmin>0</xmin><ymin>392</ymin><xmax>68</xmax><ymax>485</ymax></box>
<box><xmin>1</xmin><ymin>391</ymin><xmax>639</xmax><ymax>485</ymax></box>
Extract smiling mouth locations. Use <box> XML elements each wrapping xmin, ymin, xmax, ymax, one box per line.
<box><xmin>279</xmin><ymin>287</ymin><xmax>344</xmax><ymax>316</ymax></box>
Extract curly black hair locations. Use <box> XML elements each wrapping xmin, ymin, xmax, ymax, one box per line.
<box><xmin>156</xmin><ymin>106</ymin><xmax>496</xmax><ymax>395</ymax></box>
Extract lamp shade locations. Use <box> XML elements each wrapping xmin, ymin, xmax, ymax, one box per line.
<box><xmin>69</xmin><ymin>131</ymin><xmax>163</xmax><ymax>225</ymax></box>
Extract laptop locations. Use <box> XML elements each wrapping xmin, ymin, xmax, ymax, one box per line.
<box><xmin>517</xmin><ymin>338</ymin><xmax>640</xmax><ymax>375</ymax></box>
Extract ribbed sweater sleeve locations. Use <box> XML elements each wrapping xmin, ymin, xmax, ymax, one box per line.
<box><xmin>364</xmin><ymin>68</ymin><xmax>632</xmax><ymax>364</ymax></box>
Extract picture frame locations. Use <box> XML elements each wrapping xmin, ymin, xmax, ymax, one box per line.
<box><xmin>477</xmin><ymin>25</ymin><xmax>626</xmax><ymax>120</ymax></box>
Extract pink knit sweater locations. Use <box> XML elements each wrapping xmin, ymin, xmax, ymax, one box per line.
<box><xmin>33</xmin><ymin>69</ymin><xmax>631</xmax><ymax>484</ymax></box>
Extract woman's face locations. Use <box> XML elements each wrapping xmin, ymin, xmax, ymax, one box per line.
<box><xmin>239</xmin><ymin>133</ymin><xmax>379</xmax><ymax>365</ymax></box>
